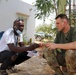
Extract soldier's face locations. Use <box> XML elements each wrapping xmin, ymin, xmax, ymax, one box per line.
<box><xmin>56</xmin><ymin>18</ymin><xmax>65</xmax><ymax>31</ymax></box>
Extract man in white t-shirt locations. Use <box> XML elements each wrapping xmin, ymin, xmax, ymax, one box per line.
<box><xmin>0</xmin><ymin>18</ymin><xmax>40</xmax><ymax>75</ymax></box>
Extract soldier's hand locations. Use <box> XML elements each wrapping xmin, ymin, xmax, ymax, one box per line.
<box><xmin>45</xmin><ymin>43</ymin><xmax>57</xmax><ymax>50</ymax></box>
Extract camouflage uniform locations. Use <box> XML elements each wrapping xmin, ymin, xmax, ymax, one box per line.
<box><xmin>65</xmin><ymin>50</ymin><xmax>76</xmax><ymax>75</ymax></box>
<box><xmin>44</xmin><ymin>48</ymin><xmax>64</xmax><ymax>75</ymax></box>
<box><xmin>44</xmin><ymin>27</ymin><xmax>76</xmax><ymax>75</ymax></box>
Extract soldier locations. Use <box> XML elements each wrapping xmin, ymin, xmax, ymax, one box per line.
<box><xmin>43</xmin><ymin>14</ymin><xmax>76</xmax><ymax>75</ymax></box>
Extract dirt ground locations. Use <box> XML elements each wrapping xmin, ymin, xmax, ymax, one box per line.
<box><xmin>10</xmin><ymin>56</ymin><xmax>55</xmax><ymax>75</ymax></box>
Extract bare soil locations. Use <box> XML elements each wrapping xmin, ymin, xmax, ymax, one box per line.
<box><xmin>10</xmin><ymin>56</ymin><xmax>55</xmax><ymax>75</ymax></box>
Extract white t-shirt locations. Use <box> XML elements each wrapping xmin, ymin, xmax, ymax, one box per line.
<box><xmin>0</xmin><ymin>28</ymin><xmax>23</xmax><ymax>52</ymax></box>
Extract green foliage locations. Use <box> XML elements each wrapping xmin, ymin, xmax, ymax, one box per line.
<box><xmin>34</xmin><ymin>0</ymin><xmax>68</xmax><ymax>20</ymax></box>
<box><xmin>36</xmin><ymin>24</ymin><xmax>52</xmax><ymax>33</ymax></box>
<box><xmin>70</xmin><ymin>11</ymin><xmax>76</xmax><ymax>26</ymax></box>
<box><xmin>34</xmin><ymin>0</ymin><xmax>55</xmax><ymax>19</ymax></box>
<box><xmin>35</xmin><ymin>23</ymin><xmax>57</xmax><ymax>41</ymax></box>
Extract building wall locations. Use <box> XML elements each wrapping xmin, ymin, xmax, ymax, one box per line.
<box><xmin>0</xmin><ymin>0</ymin><xmax>35</xmax><ymax>41</ymax></box>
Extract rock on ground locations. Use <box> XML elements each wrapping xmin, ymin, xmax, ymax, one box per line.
<box><xmin>10</xmin><ymin>56</ymin><xmax>55</xmax><ymax>75</ymax></box>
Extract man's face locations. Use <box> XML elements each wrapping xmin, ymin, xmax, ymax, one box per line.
<box><xmin>15</xmin><ymin>21</ymin><xmax>24</xmax><ymax>32</ymax></box>
<box><xmin>56</xmin><ymin>18</ymin><xmax>65</xmax><ymax>31</ymax></box>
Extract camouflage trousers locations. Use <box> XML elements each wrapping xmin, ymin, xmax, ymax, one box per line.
<box><xmin>43</xmin><ymin>48</ymin><xmax>76</xmax><ymax>75</ymax></box>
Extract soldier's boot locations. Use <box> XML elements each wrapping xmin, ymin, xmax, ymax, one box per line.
<box><xmin>65</xmin><ymin>50</ymin><xmax>76</xmax><ymax>75</ymax></box>
<box><xmin>43</xmin><ymin>48</ymin><xmax>64</xmax><ymax>75</ymax></box>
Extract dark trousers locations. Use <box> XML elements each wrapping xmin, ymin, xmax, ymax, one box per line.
<box><xmin>0</xmin><ymin>50</ymin><xmax>30</xmax><ymax>70</ymax></box>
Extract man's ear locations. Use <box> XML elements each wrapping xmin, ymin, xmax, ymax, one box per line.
<box><xmin>13</xmin><ymin>25</ymin><xmax>17</xmax><ymax>29</ymax></box>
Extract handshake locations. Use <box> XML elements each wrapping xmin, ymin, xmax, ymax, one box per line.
<box><xmin>37</xmin><ymin>42</ymin><xmax>58</xmax><ymax>50</ymax></box>
<box><xmin>35</xmin><ymin>42</ymin><xmax>58</xmax><ymax>57</ymax></box>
